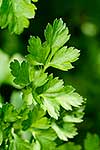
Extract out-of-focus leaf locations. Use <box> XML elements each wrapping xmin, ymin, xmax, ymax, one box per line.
<box><xmin>0</xmin><ymin>129</ymin><xmax>3</xmax><ymax>146</ymax></box>
<box><xmin>10</xmin><ymin>91</ymin><xmax>23</xmax><ymax>110</ymax></box>
<box><xmin>0</xmin><ymin>50</ymin><xmax>10</xmax><ymax>84</ymax></box>
<box><xmin>0</xmin><ymin>0</ymin><xmax>37</xmax><ymax>34</ymax></box>
<box><xmin>84</xmin><ymin>133</ymin><xmax>100</xmax><ymax>150</ymax></box>
<box><xmin>57</xmin><ymin>142</ymin><xmax>81</xmax><ymax>150</ymax></box>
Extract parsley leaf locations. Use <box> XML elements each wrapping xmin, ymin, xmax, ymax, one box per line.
<box><xmin>27</xmin><ymin>19</ymin><xmax>79</xmax><ymax>71</ymax></box>
<box><xmin>36</xmin><ymin>129</ymin><xmax>57</xmax><ymax>150</ymax></box>
<box><xmin>0</xmin><ymin>0</ymin><xmax>37</xmax><ymax>34</ymax></box>
<box><xmin>42</xmin><ymin>96</ymin><xmax>60</xmax><ymax>120</ymax></box>
<box><xmin>27</xmin><ymin>36</ymin><xmax>50</xmax><ymax>66</ymax></box>
<box><xmin>40</xmin><ymin>74</ymin><xmax>83</xmax><ymax>119</ymax></box>
<box><xmin>63</xmin><ymin>107</ymin><xmax>84</xmax><ymax>123</ymax></box>
<box><xmin>44</xmin><ymin>18</ymin><xmax>70</xmax><ymax>54</ymax></box>
<box><xmin>42</xmin><ymin>74</ymin><xmax>64</xmax><ymax>93</ymax></box>
<box><xmin>9</xmin><ymin>134</ymin><xmax>32</xmax><ymax>150</ymax></box>
<box><xmin>3</xmin><ymin>103</ymin><xmax>18</xmax><ymax>122</ymax></box>
<box><xmin>29</xmin><ymin>69</ymin><xmax>48</xmax><ymax>88</ymax></box>
<box><xmin>52</xmin><ymin>122</ymin><xmax>77</xmax><ymax>141</ymax></box>
<box><xmin>40</xmin><ymin>74</ymin><xmax>64</xmax><ymax>119</ymax></box>
<box><xmin>10</xmin><ymin>59</ymin><xmax>29</xmax><ymax>86</ymax></box>
<box><xmin>84</xmin><ymin>133</ymin><xmax>100</xmax><ymax>150</ymax></box>
<box><xmin>22</xmin><ymin>105</ymin><xmax>50</xmax><ymax>130</ymax></box>
<box><xmin>50</xmin><ymin>46</ymin><xmax>80</xmax><ymax>71</ymax></box>
<box><xmin>56</xmin><ymin>90</ymin><xmax>83</xmax><ymax>110</ymax></box>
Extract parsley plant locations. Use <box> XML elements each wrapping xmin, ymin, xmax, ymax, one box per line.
<box><xmin>0</xmin><ymin>18</ymin><xmax>85</xmax><ymax>149</ymax></box>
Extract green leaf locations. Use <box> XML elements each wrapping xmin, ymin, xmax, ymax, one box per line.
<box><xmin>36</xmin><ymin>129</ymin><xmax>57</xmax><ymax>150</ymax></box>
<box><xmin>44</xmin><ymin>19</ymin><xmax>80</xmax><ymax>71</ymax></box>
<box><xmin>30</xmin><ymin>106</ymin><xmax>50</xmax><ymax>129</ymax></box>
<box><xmin>9</xmin><ymin>134</ymin><xmax>32</xmax><ymax>150</ymax></box>
<box><xmin>52</xmin><ymin>122</ymin><xmax>77</xmax><ymax>141</ymax></box>
<box><xmin>29</xmin><ymin>68</ymin><xmax>48</xmax><ymax>88</ymax></box>
<box><xmin>20</xmin><ymin>131</ymin><xmax>32</xmax><ymax>143</ymax></box>
<box><xmin>22</xmin><ymin>105</ymin><xmax>50</xmax><ymax>130</ymax></box>
<box><xmin>32</xmin><ymin>117</ymin><xmax>50</xmax><ymax>129</ymax></box>
<box><xmin>26</xmin><ymin>19</ymin><xmax>80</xmax><ymax>72</ymax></box>
<box><xmin>56</xmin><ymin>90</ymin><xmax>83</xmax><ymax>111</ymax></box>
<box><xmin>44</xmin><ymin>18</ymin><xmax>70</xmax><ymax>54</ymax></box>
<box><xmin>57</xmin><ymin>142</ymin><xmax>81</xmax><ymax>150</ymax></box>
<box><xmin>27</xmin><ymin>36</ymin><xmax>43</xmax><ymax>65</ymax></box>
<box><xmin>40</xmin><ymin>74</ymin><xmax>64</xmax><ymax>119</ymax></box>
<box><xmin>84</xmin><ymin>133</ymin><xmax>100</xmax><ymax>150</ymax></box>
<box><xmin>0</xmin><ymin>0</ymin><xmax>37</xmax><ymax>34</ymax></box>
<box><xmin>3</xmin><ymin>104</ymin><xmax>18</xmax><ymax>122</ymax></box>
<box><xmin>40</xmin><ymin>75</ymin><xmax>83</xmax><ymax>119</ymax></box>
<box><xmin>63</xmin><ymin>107</ymin><xmax>84</xmax><ymax>123</ymax></box>
<box><xmin>32</xmin><ymin>140</ymin><xmax>41</xmax><ymax>150</ymax></box>
<box><xmin>42</xmin><ymin>96</ymin><xmax>60</xmax><ymax>120</ymax></box>
<box><xmin>0</xmin><ymin>50</ymin><xmax>10</xmax><ymax>84</ymax></box>
<box><xmin>50</xmin><ymin>46</ymin><xmax>80</xmax><ymax>71</ymax></box>
<box><xmin>27</xmin><ymin>36</ymin><xmax>50</xmax><ymax>65</ymax></box>
<box><xmin>37</xmin><ymin>138</ymin><xmax>56</xmax><ymax>150</ymax></box>
<box><xmin>10</xmin><ymin>59</ymin><xmax>29</xmax><ymax>86</ymax></box>
<box><xmin>42</xmin><ymin>74</ymin><xmax>64</xmax><ymax>94</ymax></box>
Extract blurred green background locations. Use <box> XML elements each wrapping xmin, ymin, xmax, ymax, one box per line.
<box><xmin>0</xmin><ymin>0</ymin><xmax>100</xmax><ymax>145</ymax></box>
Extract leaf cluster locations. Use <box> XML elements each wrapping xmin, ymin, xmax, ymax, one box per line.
<box><xmin>0</xmin><ymin>19</ymin><xmax>85</xmax><ymax>149</ymax></box>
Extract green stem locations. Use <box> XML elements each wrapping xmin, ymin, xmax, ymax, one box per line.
<box><xmin>43</xmin><ymin>48</ymin><xmax>53</xmax><ymax>72</ymax></box>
